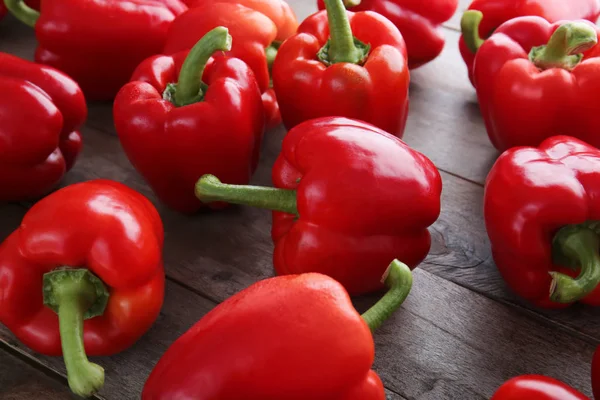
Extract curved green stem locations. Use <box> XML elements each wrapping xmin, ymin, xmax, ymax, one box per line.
<box><xmin>4</xmin><ymin>0</ymin><xmax>39</xmax><ymax>27</ymax></box>
<box><xmin>266</xmin><ymin>42</ymin><xmax>281</xmax><ymax>75</ymax></box>
<box><xmin>461</xmin><ymin>10</ymin><xmax>485</xmax><ymax>54</ymax></box>
<box><xmin>195</xmin><ymin>174</ymin><xmax>298</xmax><ymax>215</ymax></box>
<box><xmin>317</xmin><ymin>0</ymin><xmax>370</xmax><ymax>65</ymax></box>
<box><xmin>361</xmin><ymin>260</ymin><xmax>413</xmax><ymax>332</ymax></box>
<box><xmin>529</xmin><ymin>22</ymin><xmax>598</xmax><ymax>71</ymax></box>
<box><xmin>164</xmin><ymin>27</ymin><xmax>232</xmax><ymax>107</ymax></box>
<box><xmin>43</xmin><ymin>269</ymin><xmax>110</xmax><ymax>398</ymax></box>
<box><xmin>550</xmin><ymin>225</ymin><xmax>600</xmax><ymax>303</ymax></box>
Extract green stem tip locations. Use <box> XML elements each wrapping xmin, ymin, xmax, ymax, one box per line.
<box><xmin>195</xmin><ymin>174</ymin><xmax>298</xmax><ymax>215</ymax></box>
<box><xmin>43</xmin><ymin>268</ymin><xmax>110</xmax><ymax>398</ymax></box>
<box><xmin>529</xmin><ymin>22</ymin><xmax>598</xmax><ymax>71</ymax></box>
<box><xmin>461</xmin><ymin>10</ymin><xmax>485</xmax><ymax>54</ymax></box>
<box><xmin>550</xmin><ymin>225</ymin><xmax>600</xmax><ymax>303</ymax></box>
<box><xmin>343</xmin><ymin>0</ymin><xmax>361</xmax><ymax>7</ymax></box>
<box><xmin>361</xmin><ymin>260</ymin><xmax>413</xmax><ymax>332</ymax></box>
<box><xmin>163</xmin><ymin>26</ymin><xmax>233</xmax><ymax>107</ymax></box>
<box><xmin>4</xmin><ymin>0</ymin><xmax>39</xmax><ymax>27</ymax></box>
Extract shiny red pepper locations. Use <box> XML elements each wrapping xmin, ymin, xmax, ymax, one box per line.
<box><xmin>460</xmin><ymin>0</ymin><xmax>600</xmax><ymax>85</ymax></box>
<box><xmin>0</xmin><ymin>180</ymin><xmax>165</xmax><ymax>397</ymax></box>
<box><xmin>142</xmin><ymin>259</ymin><xmax>413</xmax><ymax>400</ymax></box>
<box><xmin>114</xmin><ymin>28</ymin><xmax>265</xmax><ymax>214</ymax></box>
<box><xmin>194</xmin><ymin>117</ymin><xmax>441</xmax><ymax>295</ymax></box>
<box><xmin>466</xmin><ymin>16</ymin><xmax>600</xmax><ymax>152</ymax></box>
<box><xmin>318</xmin><ymin>0</ymin><xmax>459</xmax><ymax>69</ymax></box>
<box><xmin>0</xmin><ymin>52</ymin><xmax>86</xmax><ymax>201</ymax></box>
<box><xmin>485</xmin><ymin>136</ymin><xmax>600</xmax><ymax>308</ymax></box>
<box><xmin>164</xmin><ymin>0</ymin><xmax>298</xmax><ymax>129</ymax></box>
<box><xmin>272</xmin><ymin>0</ymin><xmax>409</xmax><ymax>136</ymax></box>
<box><xmin>491</xmin><ymin>376</ymin><xmax>589</xmax><ymax>400</ymax></box>
<box><xmin>4</xmin><ymin>0</ymin><xmax>186</xmax><ymax>101</ymax></box>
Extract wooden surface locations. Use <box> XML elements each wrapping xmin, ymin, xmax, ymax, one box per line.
<box><xmin>1</xmin><ymin>1</ymin><xmax>599</xmax><ymax>399</ymax></box>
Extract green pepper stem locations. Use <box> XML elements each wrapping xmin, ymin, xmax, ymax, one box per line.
<box><xmin>318</xmin><ymin>0</ymin><xmax>370</xmax><ymax>65</ymax></box>
<box><xmin>550</xmin><ymin>226</ymin><xmax>600</xmax><ymax>303</ymax></box>
<box><xmin>266</xmin><ymin>42</ymin><xmax>280</xmax><ymax>75</ymax></box>
<box><xmin>170</xmin><ymin>26</ymin><xmax>232</xmax><ymax>107</ymax></box>
<box><xmin>529</xmin><ymin>22</ymin><xmax>598</xmax><ymax>71</ymax></box>
<box><xmin>43</xmin><ymin>269</ymin><xmax>110</xmax><ymax>398</ymax></box>
<box><xmin>460</xmin><ymin>10</ymin><xmax>485</xmax><ymax>54</ymax></box>
<box><xmin>361</xmin><ymin>260</ymin><xmax>413</xmax><ymax>332</ymax></box>
<box><xmin>195</xmin><ymin>174</ymin><xmax>298</xmax><ymax>215</ymax></box>
<box><xmin>4</xmin><ymin>0</ymin><xmax>39</xmax><ymax>27</ymax></box>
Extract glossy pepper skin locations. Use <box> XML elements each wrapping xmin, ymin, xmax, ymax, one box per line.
<box><xmin>142</xmin><ymin>259</ymin><xmax>413</xmax><ymax>400</ymax></box>
<box><xmin>0</xmin><ymin>180</ymin><xmax>164</xmax><ymax>397</ymax></box>
<box><xmin>470</xmin><ymin>17</ymin><xmax>600</xmax><ymax>152</ymax></box>
<box><xmin>491</xmin><ymin>376</ymin><xmax>589</xmax><ymax>400</ymax></box>
<box><xmin>164</xmin><ymin>0</ymin><xmax>298</xmax><ymax>129</ymax></box>
<box><xmin>273</xmin><ymin>0</ymin><xmax>409</xmax><ymax>137</ymax></box>
<box><xmin>485</xmin><ymin>136</ymin><xmax>600</xmax><ymax>308</ymax></box>
<box><xmin>114</xmin><ymin>28</ymin><xmax>264</xmax><ymax>214</ymax></box>
<box><xmin>0</xmin><ymin>53</ymin><xmax>86</xmax><ymax>202</ymax></box>
<box><xmin>195</xmin><ymin>117</ymin><xmax>441</xmax><ymax>296</ymax></box>
<box><xmin>4</xmin><ymin>0</ymin><xmax>187</xmax><ymax>101</ymax></box>
<box><xmin>318</xmin><ymin>0</ymin><xmax>459</xmax><ymax>69</ymax></box>
<box><xmin>460</xmin><ymin>0</ymin><xmax>600</xmax><ymax>85</ymax></box>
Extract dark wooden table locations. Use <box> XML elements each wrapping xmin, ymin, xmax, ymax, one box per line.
<box><xmin>1</xmin><ymin>1</ymin><xmax>598</xmax><ymax>399</ymax></box>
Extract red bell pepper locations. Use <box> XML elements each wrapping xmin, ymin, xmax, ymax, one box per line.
<box><xmin>0</xmin><ymin>53</ymin><xmax>86</xmax><ymax>201</ymax></box>
<box><xmin>114</xmin><ymin>28</ymin><xmax>265</xmax><ymax>214</ymax></box>
<box><xmin>491</xmin><ymin>376</ymin><xmax>588</xmax><ymax>400</ymax></box>
<box><xmin>318</xmin><ymin>0</ymin><xmax>459</xmax><ymax>69</ymax></box>
<box><xmin>460</xmin><ymin>0</ymin><xmax>600</xmax><ymax>85</ymax></box>
<box><xmin>142</xmin><ymin>259</ymin><xmax>412</xmax><ymax>400</ymax></box>
<box><xmin>0</xmin><ymin>180</ymin><xmax>165</xmax><ymax>397</ymax></box>
<box><xmin>164</xmin><ymin>0</ymin><xmax>298</xmax><ymax>129</ymax></box>
<box><xmin>468</xmin><ymin>16</ymin><xmax>600</xmax><ymax>152</ymax></box>
<box><xmin>194</xmin><ymin>117</ymin><xmax>441</xmax><ymax>295</ymax></box>
<box><xmin>485</xmin><ymin>136</ymin><xmax>600</xmax><ymax>308</ymax></box>
<box><xmin>272</xmin><ymin>0</ymin><xmax>409</xmax><ymax>137</ymax></box>
<box><xmin>4</xmin><ymin>0</ymin><xmax>186</xmax><ymax>101</ymax></box>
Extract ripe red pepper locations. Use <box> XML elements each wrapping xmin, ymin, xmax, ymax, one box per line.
<box><xmin>318</xmin><ymin>0</ymin><xmax>459</xmax><ymax>69</ymax></box>
<box><xmin>485</xmin><ymin>136</ymin><xmax>600</xmax><ymax>308</ymax></box>
<box><xmin>272</xmin><ymin>0</ymin><xmax>409</xmax><ymax>136</ymax></box>
<box><xmin>4</xmin><ymin>0</ymin><xmax>186</xmax><ymax>101</ymax></box>
<box><xmin>114</xmin><ymin>28</ymin><xmax>265</xmax><ymax>214</ymax></box>
<box><xmin>491</xmin><ymin>376</ymin><xmax>589</xmax><ymax>399</ymax></box>
<box><xmin>0</xmin><ymin>180</ymin><xmax>165</xmax><ymax>398</ymax></box>
<box><xmin>164</xmin><ymin>0</ymin><xmax>298</xmax><ymax>129</ymax></box>
<box><xmin>142</xmin><ymin>259</ymin><xmax>412</xmax><ymax>400</ymax></box>
<box><xmin>460</xmin><ymin>0</ymin><xmax>600</xmax><ymax>85</ymax></box>
<box><xmin>0</xmin><ymin>53</ymin><xmax>86</xmax><ymax>201</ymax></box>
<box><xmin>467</xmin><ymin>16</ymin><xmax>600</xmax><ymax>152</ymax></box>
<box><xmin>195</xmin><ymin>117</ymin><xmax>441</xmax><ymax>295</ymax></box>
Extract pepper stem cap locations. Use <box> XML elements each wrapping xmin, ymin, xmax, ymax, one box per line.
<box><xmin>461</xmin><ymin>10</ymin><xmax>485</xmax><ymax>54</ymax></box>
<box><xmin>4</xmin><ymin>0</ymin><xmax>39</xmax><ymax>27</ymax></box>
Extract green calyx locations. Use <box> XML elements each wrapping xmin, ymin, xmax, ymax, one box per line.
<box><xmin>550</xmin><ymin>223</ymin><xmax>600</xmax><ymax>303</ymax></box>
<box><xmin>318</xmin><ymin>0</ymin><xmax>370</xmax><ymax>65</ymax></box>
<box><xmin>43</xmin><ymin>268</ymin><xmax>110</xmax><ymax>398</ymax></box>
<box><xmin>4</xmin><ymin>0</ymin><xmax>39</xmax><ymax>27</ymax></box>
<box><xmin>529</xmin><ymin>22</ymin><xmax>598</xmax><ymax>71</ymax></box>
<box><xmin>461</xmin><ymin>10</ymin><xmax>485</xmax><ymax>54</ymax></box>
<box><xmin>361</xmin><ymin>260</ymin><xmax>413</xmax><ymax>332</ymax></box>
<box><xmin>163</xmin><ymin>26</ymin><xmax>233</xmax><ymax>107</ymax></box>
<box><xmin>266</xmin><ymin>42</ymin><xmax>281</xmax><ymax>75</ymax></box>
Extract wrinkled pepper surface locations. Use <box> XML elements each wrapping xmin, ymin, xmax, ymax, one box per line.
<box><xmin>485</xmin><ymin>136</ymin><xmax>600</xmax><ymax>308</ymax></box>
<box><xmin>164</xmin><ymin>0</ymin><xmax>298</xmax><ymax>129</ymax></box>
<box><xmin>492</xmin><ymin>375</ymin><xmax>588</xmax><ymax>399</ymax></box>
<box><xmin>460</xmin><ymin>0</ymin><xmax>600</xmax><ymax>84</ymax></box>
<box><xmin>114</xmin><ymin>28</ymin><xmax>265</xmax><ymax>214</ymax></box>
<box><xmin>0</xmin><ymin>52</ymin><xmax>86</xmax><ymax>201</ymax></box>
<box><xmin>4</xmin><ymin>0</ymin><xmax>186</xmax><ymax>100</ymax></box>
<box><xmin>470</xmin><ymin>17</ymin><xmax>600</xmax><ymax>152</ymax></box>
<box><xmin>273</xmin><ymin>0</ymin><xmax>409</xmax><ymax>136</ymax></box>
<box><xmin>318</xmin><ymin>0</ymin><xmax>459</xmax><ymax>69</ymax></box>
<box><xmin>142</xmin><ymin>259</ymin><xmax>413</xmax><ymax>400</ymax></box>
<box><xmin>195</xmin><ymin>117</ymin><xmax>441</xmax><ymax>295</ymax></box>
<box><xmin>0</xmin><ymin>180</ymin><xmax>165</xmax><ymax>397</ymax></box>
